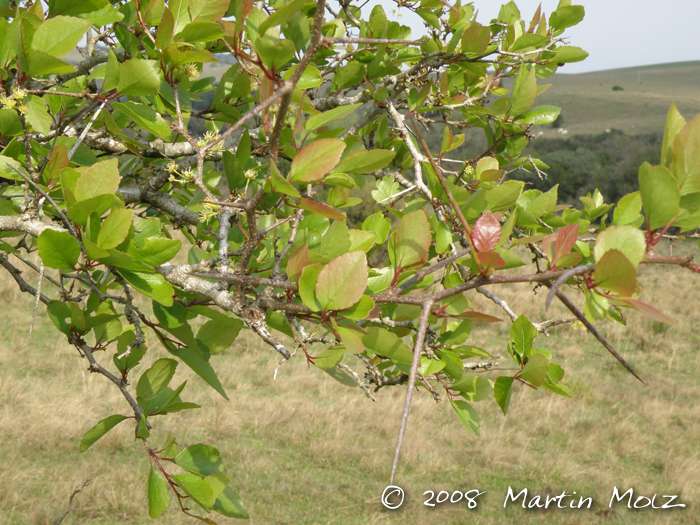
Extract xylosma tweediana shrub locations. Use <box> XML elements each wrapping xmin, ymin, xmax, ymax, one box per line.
<box><xmin>0</xmin><ymin>0</ymin><xmax>698</xmax><ymax>520</ymax></box>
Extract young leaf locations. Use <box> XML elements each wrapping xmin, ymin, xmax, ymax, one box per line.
<box><xmin>136</xmin><ymin>358</ymin><xmax>178</xmax><ymax>401</ymax></box>
<box><xmin>450</xmin><ymin>400</ymin><xmax>480</xmax><ymax>435</ymax></box>
<box><xmin>96</xmin><ymin>209</ymin><xmax>133</xmax><ymax>250</ymax></box>
<box><xmin>593</xmin><ymin>225</ymin><xmax>645</xmax><ymax>267</ymax></box>
<box><xmin>519</xmin><ymin>354</ymin><xmax>549</xmax><ymax>387</ymax></box>
<box><xmin>510</xmin><ymin>315</ymin><xmax>537</xmax><ymax>358</ymax></box>
<box><xmin>594</xmin><ymin>249</ymin><xmax>637</xmax><ymax>297</ymax></box>
<box><xmin>175</xmin><ymin>443</ymin><xmax>224</xmax><ymax>476</ymax></box>
<box><xmin>315</xmin><ymin>251</ymin><xmax>368</xmax><ymax>311</ymax></box>
<box><xmin>494</xmin><ymin>376</ymin><xmax>514</xmax><ymax>415</ymax></box>
<box><xmin>393</xmin><ymin>210</ymin><xmax>431</xmax><ymax>269</ymax></box>
<box><xmin>172</xmin><ymin>474</ymin><xmax>216</xmax><ymax>510</ymax></box>
<box><xmin>117</xmin><ymin>59</ymin><xmax>161</xmax><ymax>96</ymax></box>
<box><xmin>148</xmin><ymin>467</ymin><xmax>170</xmax><ymax>518</ymax></box>
<box><xmin>79</xmin><ymin>414</ymin><xmax>128</xmax><ymax>452</ymax></box>
<box><xmin>639</xmin><ymin>162</ymin><xmax>681</xmax><ymax>231</ymax></box>
<box><xmin>472</xmin><ymin>211</ymin><xmax>501</xmax><ymax>252</ymax></box>
<box><xmin>288</xmin><ymin>139</ymin><xmax>346</xmax><ymax>184</ymax></box>
<box><xmin>213</xmin><ymin>486</ymin><xmax>249</xmax><ymax>519</ymax></box>
<box><xmin>38</xmin><ymin>229</ymin><xmax>80</xmax><ymax>270</ymax></box>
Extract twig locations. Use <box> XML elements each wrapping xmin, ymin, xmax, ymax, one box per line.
<box><xmin>390</xmin><ymin>299</ymin><xmax>433</xmax><ymax>484</ymax></box>
<box><xmin>53</xmin><ymin>479</ymin><xmax>91</xmax><ymax>525</ymax></box>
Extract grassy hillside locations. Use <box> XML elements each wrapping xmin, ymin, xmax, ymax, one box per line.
<box><xmin>2</xmin><ymin>245</ymin><xmax>700</xmax><ymax>524</ymax></box>
<box><xmin>533</xmin><ymin>61</ymin><xmax>700</xmax><ymax>136</ymax></box>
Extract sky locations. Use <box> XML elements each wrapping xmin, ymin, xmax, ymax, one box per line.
<box><xmin>358</xmin><ymin>0</ymin><xmax>700</xmax><ymax>74</ymax></box>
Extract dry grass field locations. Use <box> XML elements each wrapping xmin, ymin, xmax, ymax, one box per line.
<box><xmin>1</xmin><ymin>240</ymin><xmax>700</xmax><ymax>525</ymax></box>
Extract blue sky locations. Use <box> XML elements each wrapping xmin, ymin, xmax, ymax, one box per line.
<box><xmin>361</xmin><ymin>0</ymin><xmax>700</xmax><ymax>73</ymax></box>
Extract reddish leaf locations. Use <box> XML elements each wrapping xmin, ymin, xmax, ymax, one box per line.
<box><xmin>297</xmin><ymin>197</ymin><xmax>345</xmax><ymax>221</ymax></box>
<box><xmin>475</xmin><ymin>250</ymin><xmax>506</xmax><ymax>272</ymax></box>
<box><xmin>594</xmin><ymin>249</ymin><xmax>637</xmax><ymax>296</ymax></box>
<box><xmin>555</xmin><ymin>223</ymin><xmax>579</xmax><ymax>262</ymax></box>
<box><xmin>612</xmin><ymin>297</ymin><xmax>676</xmax><ymax>325</ymax></box>
<box><xmin>288</xmin><ymin>139</ymin><xmax>346</xmax><ymax>184</ymax></box>
<box><xmin>286</xmin><ymin>244</ymin><xmax>309</xmax><ymax>282</ymax></box>
<box><xmin>393</xmin><ymin>210</ymin><xmax>431</xmax><ymax>269</ymax></box>
<box><xmin>542</xmin><ymin>234</ymin><xmax>556</xmax><ymax>261</ymax></box>
<box><xmin>315</xmin><ymin>251</ymin><xmax>368</xmax><ymax>311</ymax></box>
<box><xmin>459</xmin><ymin>310</ymin><xmax>503</xmax><ymax>322</ymax></box>
<box><xmin>472</xmin><ymin>211</ymin><xmax>501</xmax><ymax>252</ymax></box>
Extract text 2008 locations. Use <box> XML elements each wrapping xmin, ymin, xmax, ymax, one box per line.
<box><xmin>423</xmin><ymin>489</ymin><xmax>485</xmax><ymax>508</ymax></box>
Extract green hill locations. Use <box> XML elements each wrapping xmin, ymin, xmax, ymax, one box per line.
<box><xmin>533</xmin><ymin>61</ymin><xmax>700</xmax><ymax>136</ymax></box>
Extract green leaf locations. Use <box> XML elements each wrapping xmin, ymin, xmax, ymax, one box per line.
<box><xmin>148</xmin><ymin>467</ymin><xmax>170</xmax><ymax>519</ymax></box>
<box><xmin>96</xmin><ymin>208</ymin><xmax>133</xmax><ymax>250</ymax></box>
<box><xmin>38</xmin><ymin>229</ymin><xmax>80</xmax><ymax>270</ymax></box>
<box><xmin>671</xmin><ymin>113</ymin><xmax>700</xmax><ymax>195</ymax></box>
<box><xmin>161</xmin><ymin>325</ymin><xmax>229</xmax><ymax>399</ymax></box>
<box><xmin>549</xmin><ymin>5</ymin><xmax>585</xmax><ymax>31</ymax></box>
<box><xmin>288</xmin><ymin>139</ymin><xmax>346</xmax><ymax>184</ymax></box>
<box><xmin>46</xmin><ymin>300</ymin><xmax>72</xmax><ymax>335</ymax></box>
<box><xmin>197</xmin><ymin>319</ymin><xmax>243</xmax><ymax>355</ymax></box>
<box><xmin>335</xmin><ymin>149</ymin><xmax>396</xmax><ymax>174</ymax></box>
<box><xmin>172</xmin><ymin>474</ymin><xmax>216</xmax><ymax>510</ymax></box>
<box><xmin>393</xmin><ymin>210</ymin><xmax>431</xmax><ymax>269</ymax></box>
<box><xmin>180</xmin><ymin>21</ymin><xmax>225</xmax><ymax>42</ymax></box>
<box><xmin>335</xmin><ymin>324</ymin><xmax>365</xmax><ymax>355</ymax></box>
<box><xmin>461</xmin><ymin>22</ymin><xmax>490</xmax><ymax>54</ymax></box>
<box><xmin>74</xmin><ymin>159</ymin><xmax>120</xmax><ymax>201</ymax></box>
<box><xmin>450</xmin><ymin>400</ymin><xmax>479</xmax><ymax>435</ymax></box>
<box><xmin>361</xmin><ymin>327</ymin><xmax>413</xmax><ymax>365</ymax></box>
<box><xmin>117</xmin><ymin>59</ymin><xmax>161</xmax><ymax>96</ymax></box>
<box><xmin>259</xmin><ymin>0</ymin><xmax>306</xmax><ymax>35</ymax></box>
<box><xmin>79</xmin><ymin>414</ymin><xmax>128</xmax><ymax>452</ymax></box>
<box><xmin>189</xmin><ymin>0</ymin><xmax>229</xmax><ymax>21</ymax></box>
<box><xmin>594</xmin><ymin>249</ymin><xmax>637</xmax><ymax>296</ymax></box>
<box><xmin>137</xmin><ymin>358</ymin><xmax>178</xmax><ymax>401</ymax></box>
<box><xmin>254</xmin><ymin>37</ymin><xmax>295</xmax><ymax>71</ymax></box>
<box><xmin>153</xmin><ymin>301</ymin><xmax>188</xmax><ymax>328</ymax></box>
<box><xmin>613</xmin><ymin>192</ymin><xmax>642</xmax><ymax>225</ymax></box>
<box><xmin>131</xmin><ymin>237</ymin><xmax>182</xmax><ymax>266</ymax></box>
<box><xmin>371</xmin><ymin>175</ymin><xmax>400</xmax><ymax>203</ymax></box>
<box><xmin>519</xmin><ymin>354</ymin><xmax>549</xmax><ymax>387</ymax></box>
<box><xmin>299</xmin><ymin>263</ymin><xmax>323</xmax><ymax>311</ymax></box>
<box><xmin>362</xmin><ymin>212</ymin><xmax>390</xmax><ymax>244</ymax></box>
<box><xmin>175</xmin><ymin>443</ymin><xmax>224</xmax><ymax>476</ymax></box>
<box><xmin>510</xmin><ymin>314</ymin><xmax>537</xmax><ymax>357</ymax></box>
<box><xmin>25</xmin><ymin>96</ymin><xmax>52</xmax><ymax>135</ymax></box>
<box><xmin>507</xmin><ymin>64</ymin><xmax>536</xmax><ymax>118</ymax></box>
<box><xmin>304</xmin><ymin>103</ymin><xmax>362</xmax><ymax>134</ymax></box>
<box><xmin>213</xmin><ymin>486</ymin><xmax>249</xmax><ymax>519</ymax></box>
<box><xmin>31</xmin><ymin>16</ymin><xmax>91</xmax><ymax>57</ymax></box>
<box><xmin>117</xmin><ymin>269</ymin><xmax>174</xmax><ymax>306</ymax></box>
<box><xmin>494</xmin><ymin>376</ymin><xmax>514</xmax><ymax>415</ymax></box>
<box><xmin>593</xmin><ymin>225</ymin><xmax>646</xmax><ymax>268</ymax></box>
<box><xmin>24</xmin><ymin>49</ymin><xmax>74</xmax><ymax>75</ymax></box>
<box><xmin>338</xmin><ymin>294</ymin><xmax>375</xmax><ymax>320</ymax></box>
<box><xmin>552</xmin><ymin>45</ymin><xmax>589</xmax><ymax>63</ymax></box>
<box><xmin>282</xmin><ymin>64</ymin><xmax>323</xmax><ymax>89</ymax></box>
<box><xmin>112</xmin><ymin>101</ymin><xmax>172</xmax><ymax>139</ymax></box>
<box><xmin>314</xmin><ymin>345</ymin><xmax>346</xmax><ymax>370</ymax></box>
<box><xmin>516</xmin><ymin>105</ymin><xmax>561</xmax><ymax>125</ymax></box>
<box><xmin>264</xmin><ymin>162</ymin><xmax>300</xmax><ymax>197</ymax></box>
<box><xmin>315</xmin><ymin>251</ymin><xmax>367</xmax><ymax>311</ymax></box>
<box><xmin>661</xmin><ymin>104</ymin><xmax>685</xmax><ymax>166</ymax></box>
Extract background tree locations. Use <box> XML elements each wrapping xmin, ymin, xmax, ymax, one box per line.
<box><xmin>1</xmin><ymin>0</ymin><xmax>699</xmax><ymax>521</ymax></box>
